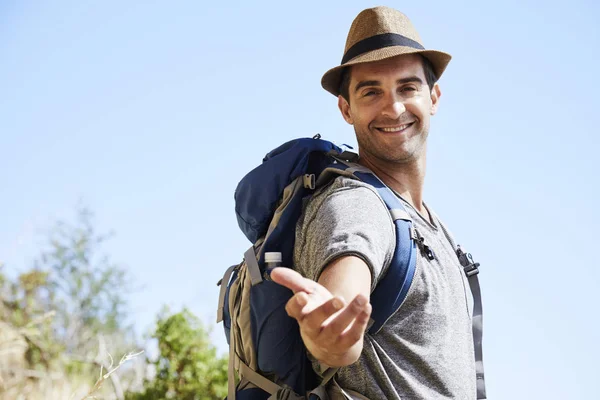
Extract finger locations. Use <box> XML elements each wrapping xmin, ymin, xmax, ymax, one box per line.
<box><xmin>299</xmin><ymin>296</ymin><xmax>346</xmax><ymax>335</ymax></box>
<box><xmin>271</xmin><ymin>267</ymin><xmax>317</xmax><ymax>294</ymax></box>
<box><xmin>284</xmin><ymin>291</ymin><xmax>310</xmax><ymax>320</ymax></box>
<box><xmin>323</xmin><ymin>294</ymin><xmax>370</xmax><ymax>337</ymax></box>
<box><xmin>337</xmin><ymin>302</ymin><xmax>372</xmax><ymax>349</ymax></box>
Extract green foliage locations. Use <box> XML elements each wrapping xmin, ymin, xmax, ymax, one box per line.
<box><xmin>126</xmin><ymin>308</ymin><xmax>228</xmax><ymax>400</ymax></box>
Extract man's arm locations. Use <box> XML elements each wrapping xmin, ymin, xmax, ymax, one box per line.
<box><xmin>278</xmin><ymin>180</ymin><xmax>392</xmax><ymax>366</ymax></box>
<box><xmin>271</xmin><ymin>255</ymin><xmax>372</xmax><ymax>367</ymax></box>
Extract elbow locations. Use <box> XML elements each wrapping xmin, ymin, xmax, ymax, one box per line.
<box><xmin>319</xmin><ymin>339</ymin><xmax>364</xmax><ymax>367</ymax></box>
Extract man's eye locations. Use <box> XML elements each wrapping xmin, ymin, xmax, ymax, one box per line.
<box><xmin>401</xmin><ymin>86</ymin><xmax>416</xmax><ymax>92</ymax></box>
<box><xmin>364</xmin><ymin>90</ymin><xmax>376</xmax><ymax>96</ymax></box>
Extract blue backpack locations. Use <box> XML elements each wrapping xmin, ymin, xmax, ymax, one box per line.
<box><xmin>216</xmin><ymin>135</ymin><xmax>485</xmax><ymax>399</ymax></box>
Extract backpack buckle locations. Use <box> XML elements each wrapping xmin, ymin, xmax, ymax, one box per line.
<box><xmin>463</xmin><ymin>262</ymin><xmax>480</xmax><ymax>277</ymax></box>
<box><xmin>411</xmin><ymin>227</ymin><xmax>436</xmax><ymax>260</ymax></box>
<box><xmin>303</xmin><ymin>174</ymin><xmax>316</xmax><ymax>189</ymax></box>
<box><xmin>457</xmin><ymin>246</ymin><xmax>480</xmax><ymax>277</ymax></box>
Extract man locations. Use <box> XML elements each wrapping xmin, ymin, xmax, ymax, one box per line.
<box><xmin>271</xmin><ymin>6</ymin><xmax>483</xmax><ymax>399</ymax></box>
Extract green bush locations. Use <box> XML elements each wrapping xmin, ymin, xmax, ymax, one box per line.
<box><xmin>126</xmin><ymin>308</ymin><xmax>228</xmax><ymax>400</ymax></box>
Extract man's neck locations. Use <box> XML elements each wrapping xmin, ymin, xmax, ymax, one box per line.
<box><xmin>359</xmin><ymin>152</ymin><xmax>429</xmax><ymax>219</ymax></box>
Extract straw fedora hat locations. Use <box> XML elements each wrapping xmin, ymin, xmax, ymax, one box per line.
<box><xmin>321</xmin><ymin>6</ymin><xmax>452</xmax><ymax>97</ymax></box>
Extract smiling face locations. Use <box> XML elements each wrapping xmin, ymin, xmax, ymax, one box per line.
<box><xmin>338</xmin><ymin>54</ymin><xmax>441</xmax><ymax>165</ymax></box>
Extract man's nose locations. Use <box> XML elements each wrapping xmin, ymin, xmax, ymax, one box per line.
<box><xmin>381</xmin><ymin>93</ymin><xmax>406</xmax><ymax>119</ymax></box>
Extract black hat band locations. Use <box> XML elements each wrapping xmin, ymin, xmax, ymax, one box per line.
<box><xmin>341</xmin><ymin>33</ymin><xmax>424</xmax><ymax>64</ymax></box>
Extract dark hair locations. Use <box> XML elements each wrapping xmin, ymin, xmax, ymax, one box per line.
<box><xmin>339</xmin><ymin>55</ymin><xmax>438</xmax><ymax>103</ymax></box>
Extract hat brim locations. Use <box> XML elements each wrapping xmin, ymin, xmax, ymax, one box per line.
<box><xmin>321</xmin><ymin>46</ymin><xmax>452</xmax><ymax>97</ymax></box>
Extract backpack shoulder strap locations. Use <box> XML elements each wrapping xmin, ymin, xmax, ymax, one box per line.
<box><xmin>437</xmin><ymin>219</ymin><xmax>486</xmax><ymax>399</ymax></box>
<box><xmin>317</xmin><ymin>158</ymin><xmax>418</xmax><ymax>335</ymax></box>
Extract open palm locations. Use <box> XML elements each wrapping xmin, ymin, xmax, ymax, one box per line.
<box><xmin>270</xmin><ymin>267</ymin><xmax>372</xmax><ymax>367</ymax></box>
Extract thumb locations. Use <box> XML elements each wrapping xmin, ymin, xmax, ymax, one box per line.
<box><xmin>270</xmin><ymin>267</ymin><xmax>314</xmax><ymax>294</ymax></box>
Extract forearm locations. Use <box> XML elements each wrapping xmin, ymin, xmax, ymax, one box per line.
<box><xmin>312</xmin><ymin>255</ymin><xmax>372</xmax><ymax>367</ymax></box>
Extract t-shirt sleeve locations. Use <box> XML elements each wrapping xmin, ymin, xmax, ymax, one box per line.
<box><xmin>293</xmin><ymin>179</ymin><xmax>395</xmax><ymax>292</ymax></box>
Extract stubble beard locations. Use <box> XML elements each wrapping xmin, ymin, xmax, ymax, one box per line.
<box><xmin>355</xmin><ymin>122</ymin><xmax>429</xmax><ymax>165</ymax></box>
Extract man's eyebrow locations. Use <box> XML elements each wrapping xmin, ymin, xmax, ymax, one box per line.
<box><xmin>354</xmin><ymin>80</ymin><xmax>380</xmax><ymax>93</ymax></box>
<box><xmin>397</xmin><ymin>76</ymin><xmax>423</xmax><ymax>85</ymax></box>
<box><xmin>354</xmin><ymin>76</ymin><xmax>424</xmax><ymax>93</ymax></box>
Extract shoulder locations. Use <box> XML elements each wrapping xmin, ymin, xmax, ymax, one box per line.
<box><xmin>307</xmin><ymin>175</ymin><xmax>389</xmax><ymax>215</ymax></box>
<box><xmin>294</xmin><ymin>175</ymin><xmax>396</xmax><ymax>289</ymax></box>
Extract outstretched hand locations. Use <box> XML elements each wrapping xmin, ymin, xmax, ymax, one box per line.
<box><xmin>270</xmin><ymin>267</ymin><xmax>372</xmax><ymax>367</ymax></box>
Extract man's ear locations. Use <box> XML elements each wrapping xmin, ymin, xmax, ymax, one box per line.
<box><xmin>430</xmin><ymin>83</ymin><xmax>441</xmax><ymax>116</ymax></box>
<box><xmin>338</xmin><ymin>95</ymin><xmax>354</xmax><ymax>125</ymax></box>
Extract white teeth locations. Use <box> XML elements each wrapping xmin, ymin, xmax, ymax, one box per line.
<box><xmin>380</xmin><ymin>124</ymin><xmax>410</xmax><ymax>132</ymax></box>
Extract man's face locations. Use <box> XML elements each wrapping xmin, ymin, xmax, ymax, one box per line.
<box><xmin>338</xmin><ymin>54</ymin><xmax>441</xmax><ymax>164</ymax></box>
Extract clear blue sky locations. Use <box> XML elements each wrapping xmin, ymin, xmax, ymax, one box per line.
<box><xmin>1</xmin><ymin>1</ymin><xmax>598</xmax><ymax>398</ymax></box>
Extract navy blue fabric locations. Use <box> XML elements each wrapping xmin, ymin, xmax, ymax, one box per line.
<box><xmin>225</xmin><ymin>137</ymin><xmax>417</xmax><ymax>397</ymax></box>
<box><xmin>228</xmin><ymin>138</ymin><xmax>340</xmax><ymax>396</ymax></box>
<box><xmin>369</xmin><ymin>218</ymin><xmax>417</xmax><ymax>333</ymax></box>
<box><xmin>250</xmin><ymin>281</ymin><xmax>313</xmax><ymax>394</ymax></box>
<box><xmin>234</xmin><ymin>387</ymin><xmax>270</xmax><ymax>400</ymax></box>
<box><xmin>235</xmin><ymin>138</ymin><xmax>342</xmax><ymax>244</ymax></box>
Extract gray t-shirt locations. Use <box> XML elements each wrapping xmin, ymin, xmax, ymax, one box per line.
<box><xmin>294</xmin><ymin>176</ymin><xmax>476</xmax><ymax>399</ymax></box>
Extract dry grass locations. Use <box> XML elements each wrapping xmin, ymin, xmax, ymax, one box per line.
<box><xmin>79</xmin><ymin>350</ymin><xmax>144</xmax><ymax>400</ymax></box>
<box><xmin>0</xmin><ymin>350</ymin><xmax>144</xmax><ymax>400</ymax></box>
<box><xmin>0</xmin><ymin>321</ymin><xmax>144</xmax><ymax>400</ymax></box>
